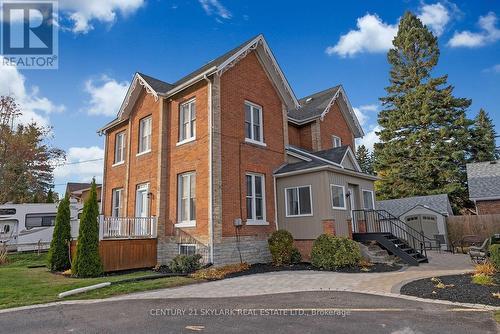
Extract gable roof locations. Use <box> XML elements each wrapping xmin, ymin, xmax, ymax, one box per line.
<box><xmin>467</xmin><ymin>160</ymin><xmax>500</xmax><ymax>200</ymax></box>
<box><xmin>376</xmin><ymin>194</ymin><xmax>453</xmax><ymax>218</ymax></box>
<box><xmin>274</xmin><ymin>145</ymin><xmax>371</xmax><ymax>179</ymax></box>
<box><xmin>99</xmin><ymin>34</ymin><xmax>300</xmax><ymax>134</ymax></box>
<box><xmin>287</xmin><ymin>85</ymin><xmax>364</xmax><ymax>138</ymax></box>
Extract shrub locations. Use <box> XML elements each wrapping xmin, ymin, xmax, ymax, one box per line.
<box><xmin>47</xmin><ymin>194</ymin><xmax>72</xmax><ymax>272</ymax></box>
<box><xmin>191</xmin><ymin>262</ymin><xmax>250</xmax><ymax>280</ymax></box>
<box><xmin>72</xmin><ymin>180</ymin><xmax>103</xmax><ymax>277</ymax></box>
<box><xmin>472</xmin><ymin>273</ymin><xmax>495</xmax><ymax>286</ymax></box>
<box><xmin>290</xmin><ymin>247</ymin><xmax>302</xmax><ymax>264</ymax></box>
<box><xmin>169</xmin><ymin>254</ymin><xmax>202</xmax><ymax>273</ymax></box>
<box><xmin>311</xmin><ymin>234</ymin><xmax>362</xmax><ymax>270</ymax></box>
<box><xmin>268</xmin><ymin>230</ymin><xmax>295</xmax><ymax>266</ymax></box>
<box><xmin>474</xmin><ymin>262</ymin><xmax>497</xmax><ymax>276</ymax></box>
<box><xmin>489</xmin><ymin>244</ymin><xmax>500</xmax><ymax>270</ymax></box>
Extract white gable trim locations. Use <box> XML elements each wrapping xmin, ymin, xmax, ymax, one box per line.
<box><xmin>117</xmin><ymin>73</ymin><xmax>159</xmax><ymax>120</ymax></box>
<box><xmin>286</xmin><ymin>150</ymin><xmax>312</xmax><ymax>162</ymax></box>
<box><xmin>319</xmin><ymin>86</ymin><xmax>364</xmax><ymax>138</ymax></box>
<box><xmin>217</xmin><ymin>35</ymin><xmax>300</xmax><ymax>109</ymax></box>
<box><xmin>340</xmin><ymin>146</ymin><xmax>362</xmax><ymax>172</ymax></box>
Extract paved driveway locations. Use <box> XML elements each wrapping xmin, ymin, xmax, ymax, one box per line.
<box><xmin>114</xmin><ymin>251</ymin><xmax>474</xmax><ymax>301</ymax></box>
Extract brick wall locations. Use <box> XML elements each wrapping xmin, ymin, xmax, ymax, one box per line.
<box><xmin>476</xmin><ymin>200</ymin><xmax>500</xmax><ymax>215</ymax></box>
<box><xmin>288</xmin><ymin>123</ymin><xmax>313</xmax><ymax>150</ymax></box>
<box><xmin>318</xmin><ymin>102</ymin><xmax>355</xmax><ymax>151</ymax></box>
<box><xmin>219</xmin><ymin>51</ymin><xmax>285</xmax><ymax>240</ymax></box>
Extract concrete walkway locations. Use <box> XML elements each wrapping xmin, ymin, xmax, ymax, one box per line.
<box><xmin>115</xmin><ymin>251</ymin><xmax>474</xmax><ymax>300</ymax></box>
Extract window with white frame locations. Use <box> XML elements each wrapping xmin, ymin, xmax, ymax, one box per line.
<box><xmin>179</xmin><ymin>244</ymin><xmax>196</xmax><ymax>256</ymax></box>
<box><xmin>246</xmin><ymin>173</ymin><xmax>265</xmax><ymax>222</ymax></box>
<box><xmin>178</xmin><ymin>172</ymin><xmax>196</xmax><ymax>226</ymax></box>
<box><xmin>179</xmin><ymin>99</ymin><xmax>196</xmax><ymax>142</ymax></box>
<box><xmin>135</xmin><ymin>183</ymin><xmax>149</xmax><ymax>217</ymax></box>
<box><xmin>111</xmin><ymin>188</ymin><xmax>123</xmax><ymax>217</ymax></box>
<box><xmin>332</xmin><ymin>135</ymin><xmax>342</xmax><ymax>148</ymax></box>
<box><xmin>244</xmin><ymin>102</ymin><xmax>264</xmax><ymax>143</ymax></box>
<box><xmin>114</xmin><ymin>132</ymin><xmax>126</xmax><ymax>164</ymax></box>
<box><xmin>362</xmin><ymin>190</ymin><xmax>375</xmax><ymax>210</ymax></box>
<box><xmin>285</xmin><ymin>186</ymin><xmax>312</xmax><ymax>217</ymax></box>
<box><xmin>331</xmin><ymin>185</ymin><xmax>346</xmax><ymax>209</ymax></box>
<box><xmin>138</xmin><ymin>116</ymin><xmax>152</xmax><ymax>154</ymax></box>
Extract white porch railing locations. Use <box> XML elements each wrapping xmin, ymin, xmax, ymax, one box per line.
<box><xmin>99</xmin><ymin>216</ymin><xmax>157</xmax><ymax>240</ymax></box>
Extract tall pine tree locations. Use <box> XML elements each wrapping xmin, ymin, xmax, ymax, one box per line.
<box><xmin>356</xmin><ymin>145</ymin><xmax>374</xmax><ymax>175</ymax></box>
<box><xmin>470</xmin><ymin>108</ymin><xmax>499</xmax><ymax>162</ymax></box>
<box><xmin>375</xmin><ymin>12</ymin><xmax>472</xmax><ymax>211</ymax></box>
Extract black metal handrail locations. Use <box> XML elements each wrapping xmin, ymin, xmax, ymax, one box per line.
<box><xmin>352</xmin><ymin>209</ymin><xmax>439</xmax><ymax>259</ymax></box>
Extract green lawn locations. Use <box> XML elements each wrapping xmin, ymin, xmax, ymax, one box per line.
<box><xmin>0</xmin><ymin>252</ymin><xmax>198</xmax><ymax>310</ymax></box>
<box><xmin>494</xmin><ymin>311</ymin><xmax>500</xmax><ymax>324</ymax></box>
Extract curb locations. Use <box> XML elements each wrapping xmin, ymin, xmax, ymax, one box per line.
<box><xmin>58</xmin><ymin>282</ymin><xmax>111</xmax><ymax>298</ymax></box>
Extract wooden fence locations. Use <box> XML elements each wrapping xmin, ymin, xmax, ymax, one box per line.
<box><xmin>446</xmin><ymin>214</ymin><xmax>500</xmax><ymax>245</ymax></box>
<box><xmin>70</xmin><ymin>239</ymin><xmax>157</xmax><ymax>272</ymax></box>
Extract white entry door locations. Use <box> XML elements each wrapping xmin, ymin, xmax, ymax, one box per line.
<box><xmin>135</xmin><ymin>184</ymin><xmax>149</xmax><ymax>236</ymax></box>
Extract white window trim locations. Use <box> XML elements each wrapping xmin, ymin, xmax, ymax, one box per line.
<box><xmin>175</xmin><ymin>172</ymin><xmax>196</xmax><ymax>228</ymax></box>
<box><xmin>111</xmin><ymin>188</ymin><xmax>123</xmax><ymax>217</ymax></box>
<box><xmin>114</xmin><ymin>131</ymin><xmax>126</xmax><ymax>165</ymax></box>
<box><xmin>332</xmin><ymin>135</ymin><xmax>342</xmax><ymax>148</ymax></box>
<box><xmin>178</xmin><ymin>243</ymin><xmax>197</xmax><ymax>255</ymax></box>
<box><xmin>244</xmin><ymin>101</ymin><xmax>265</xmax><ymax>145</ymax></box>
<box><xmin>331</xmin><ymin>184</ymin><xmax>347</xmax><ymax>210</ymax></box>
<box><xmin>138</xmin><ymin>116</ymin><xmax>152</xmax><ymax>155</ymax></box>
<box><xmin>362</xmin><ymin>189</ymin><xmax>375</xmax><ymax>210</ymax></box>
<box><xmin>284</xmin><ymin>185</ymin><xmax>313</xmax><ymax>218</ymax></box>
<box><xmin>178</xmin><ymin>98</ymin><xmax>196</xmax><ymax>144</ymax></box>
<box><xmin>245</xmin><ymin>172</ymin><xmax>268</xmax><ymax>225</ymax></box>
<box><xmin>135</xmin><ymin>183</ymin><xmax>150</xmax><ymax>217</ymax></box>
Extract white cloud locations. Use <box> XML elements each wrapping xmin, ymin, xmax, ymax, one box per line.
<box><xmin>326</xmin><ymin>14</ymin><xmax>397</xmax><ymax>57</ymax></box>
<box><xmin>356</xmin><ymin>125</ymin><xmax>381</xmax><ymax>152</ymax></box>
<box><xmin>59</xmin><ymin>0</ymin><xmax>145</xmax><ymax>33</ymax></box>
<box><xmin>83</xmin><ymin>75</ymin><xmax>129</xmax><ymax>117</ymax></box>
<box><xmin>353</xmin><ymin>104</ymin><xmax>378</xmax><ymax>127</ymax></box>
<box><xmin>326</xmin><ymin>2</ymin><xmax>455</xmax><ymax>57</ymax></box>
<box><xmin>483</xmin><ymin>64</ymin><xmax>500</xmax><ymax>74</ymax></box>
<box><xmin>419</xmin><ymin>3</ymin><xmax>451</xmax><ymax>36</ymax></box>
<box><xmin>0</xmin><ymin>57</ymin><xmax>64</xmax><ymax>126</ymax></box>
<box><xmin>448</xmin><ymin>12</ymin><xmax>500</xmax><ymax>47</ymax></box>
<box><xmin>198</xmin><ymin>0</ymin><xmax>231</xmax><ymax>19</ymax></box>
<box><xmin>54</xmin><ymin>146</ymin><xmax>104</xmax><ymax>184</ymax></box>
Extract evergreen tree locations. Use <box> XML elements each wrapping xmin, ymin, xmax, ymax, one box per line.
<box><xmin>46</xmin><ymin>189</ymin><xmax>55</xmax><ymax>203</ymax></box>
<box><xmin>72</xmin><ymin>180</ymin><xmax>102</xmax><ymax>277</ymax></box>
<box><xmin>47</xmin><ymin>194</ymin><xmax>71</xmax><ymax>271</ymax></box>
<box><xmin>374</xmin><ymin>11</ymin><xmax>472</xmax><ymax>211</ymax></box>
<box><xmin>470</xmin><ymin>108</ymin><xmax>499</xmax><ymax>162</ymax></box>
<box><xmin>356</xmin><ymin>145</ymin><xmax>374</xmax><ymax>175</ymax></box>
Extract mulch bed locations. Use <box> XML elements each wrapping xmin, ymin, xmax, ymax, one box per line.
<box><xmin>400</xmin><ymin>273</ymin><xmax>500</xmax><ymax>306</ymax></box>
<box><xmin>223</xmin><ymin>262</ymin><xmax>402</xmax><ymax>279</ymax></box>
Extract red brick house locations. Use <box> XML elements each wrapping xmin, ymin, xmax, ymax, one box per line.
<box><xmin>467</xmin><ymin>160</ymin><xmax>500</xmax><ymax>214</ymax></box>
<box><xmin>98</xmin><ymin>35</ymin><xmax>376</xmax><ymax>265</ymax></box>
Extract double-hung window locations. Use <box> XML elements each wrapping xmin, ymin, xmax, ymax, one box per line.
<box><xmin>179</xmin><ymin>99</ymin><xmax>196</xmax><ymax>143</ymax></box>
<box><xmin>111</xmin><ymin>188</ymin><xmax>123</xmax><ymax>217</ymax></box>
<box><xmin>331</xmin><ymin>185</ymin><xmax>346</xmax><ymax>209</ymax></box>
<box><xmin>138</xmin><ymin>116</ymin><xmax>152</xmax><ymax>154</ymax></box>
<box><xmin>285</xmin><ymin>186</ymin><xmax>312</xmax><ymax>217</ymax></box>
<box><xmin>114</xmin><ymin>132</ymin><xmax>126</xmax><ymax>164</ymax></box>
<box><xmin>177</xmin><ymin>172</ymin><xmax>196</xmax><ymax>226</ymax></box>
<box><xmin>246</xmin><ymin>173</ymin><xmax>266</xmax><ymax>224</ymax></box>
<box><xmin>362</xmin><ymin>190</ymin><xmax>375</xmax><ymax>210</ymax></box>
<box><xmin>332</xmin><ymin>135</ymin><xmax>342</xmax><ymax>148</ymax></box>
<box><xmin>244</xmin><ymin>101</ymin><xmax>264</xmax><ymax>144</ymax></box>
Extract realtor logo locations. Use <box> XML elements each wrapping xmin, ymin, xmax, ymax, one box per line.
<box><xmin>1</xmin><ymin>0</ymin><xmax>58</xmax><ymax>69</ymax></box>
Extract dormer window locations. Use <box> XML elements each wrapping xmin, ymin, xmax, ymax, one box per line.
<box><xmin>332</xmin><ymin>135</ymin><xmax>342</xmax><ymax>148</ymax></box>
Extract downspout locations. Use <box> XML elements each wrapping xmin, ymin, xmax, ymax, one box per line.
<box><xmin>273</xmin><ymin>175</ymin><xmax>278</xmax><ymax>230</ymax></box>
<box><xmin>204</xmin><ymin>74</ymin><xmax>214</xmax><ymax>264</ymax></box>
<box><xmin>100</xmin><ymin>132</ymin><xmax>107</xmax><ymax>215</ymax></box>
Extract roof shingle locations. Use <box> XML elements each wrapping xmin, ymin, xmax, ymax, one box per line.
<box><xmin>466</xmin><ymin>160</ymin><xmax>500</xmax><ymax>199</ymax></box>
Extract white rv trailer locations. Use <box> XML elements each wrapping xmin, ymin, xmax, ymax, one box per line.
<box><xmin>0</xmin><ymin>201</ymin><xmax>82</xmax><ymax>252</ymax></box>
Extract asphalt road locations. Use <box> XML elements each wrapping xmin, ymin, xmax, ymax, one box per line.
<box><xmin>0</xmin><ymin>291</ymin><xmax>497</xmax><ymax>334</ymax></box>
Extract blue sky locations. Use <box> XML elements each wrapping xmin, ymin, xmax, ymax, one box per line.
<box><xmin>0</xmin><ymin>0</ymin><xmax>499</xmax><ymax>195</ymax></box>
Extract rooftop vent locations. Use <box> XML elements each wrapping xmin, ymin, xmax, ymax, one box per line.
<box><xmin>305</xmin><ymin>97</ymin><xmax>313</xmax><ymax>103</ymax></box>
<box><xmin>491</xmin><ymin>161</ymin><xmax>498</xmax><ymax>165</ymax></box>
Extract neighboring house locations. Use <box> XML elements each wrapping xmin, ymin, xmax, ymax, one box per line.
<box><xmin>466</xmin><ymin>160</ymin><xmax>500</xmax><ymax>214</ymax></box>
<box><xmin>376</xmin><ymin>194</ymin><xmax>453</xmax><ymax>250</ymax></box>
<box><xmin>66</xmin><ymin>182</ymin><xmax>102</xmax><ymax>204</ymax></box>
<box><xmin>97</xmin><ymin>34</ymin><xmax>374</xmax><ymax>265</ymax></box>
